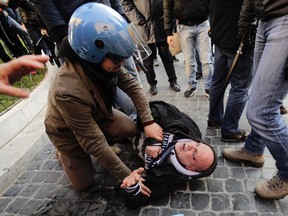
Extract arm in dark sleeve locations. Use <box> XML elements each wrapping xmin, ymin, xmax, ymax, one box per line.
<box><xmin>121</xmin><ymin>0</ymin><xmax>146</xmax><ymax>25</ymax></box>
<box><xmin>163</xmin><ymin>0</ymin><xmax>175</xmax><ymax>36</ymax></box>
<box><xmin>238</xmin><ymin>0</ymin><xmax>256</xmax><ymax>27</ymax></box>
<box><xmin>120</xmin><ymin>180</ymin><xmax>174</xmax><ymax>209</ymax></box>
<box><xmin>32</xmin><ymin>0</ymin><xmax>67</xmax><ymax>42</ymax></box>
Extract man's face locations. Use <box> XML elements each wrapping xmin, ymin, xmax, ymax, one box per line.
<box><xmin>101</xmin><ymin>55</ymin><xmax>125</xmax><ymax>73</ymax></box>
<box><xmin>175</xmin><ymin>141</ymin><xmax>214</xmax><ymax>172</ymax></box>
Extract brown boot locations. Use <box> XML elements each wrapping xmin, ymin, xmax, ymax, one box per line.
<box><xmin>222</xmin><ymin>147</ymin><xmax>265</xmax><ymax>167</ymax></box>
<box><xmin>255</xmin><ymin>173</ymin><xmax>288</xmax><ymax>199</ymax></box>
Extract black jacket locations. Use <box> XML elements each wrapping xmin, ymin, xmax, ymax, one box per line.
<box><xmin>120</xmin><ymin>101</ymin><xmax>217</xmax><ymax>209</ymax></box>
<box><xmin>163</xmin><ymin>0</ymin><xmax>210</xmax><ymax>36</ymax></box>
<box><xmin>239</xmin><ymin>0</ymin><xmax>288</xmax><ymax>26</ymax></box>
<box><xmin>209</xmin><ymin>0</ymin><xmax>244</xmax><ymax>49</ymax></box>
<box><xmin>121</xmin><ymin>0</ymin><xmax>167</xmax><ymax>43</ymax></box>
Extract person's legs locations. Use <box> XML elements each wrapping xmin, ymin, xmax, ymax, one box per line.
<box><xmin>99</xmin><ymin>108</ymin><xmax>137</xmax><ymax>143</ymax></box>
<box><xmin>246</xmin><ymin>16</ymin><xmax>288</xmax><ymax>180</ymax></box>
<box><xmin>195</xmin><ymin>49</ymin><xmax>202</xmax><ymax>79</ymax></box>
<box><xmin>179</xmin><ymin>24</ymin><xmax>197</xmax><ymax>96</ymax></box>
<box><xmin>221</xmin><ymin>46</ymin><xmax>253</xmax><ymax>138</ymax></box>
<box><xmin>143</xmin><ymin>43</ymin><xmax>157</xmax><ymax>95</ymax></box>
<box><xmin>222</xmin><ymin>15</ymin><xmax>288</xmax><ymax>199</ymax></box>
<box><xmin>114</xmin><ymin>87</ymin><xmax>136</xmax><ymax>117</ymax></box>
<box><xmin>208</xmin><ymin>46</ymin><xmax>228</xmax><ymax>127</ymax></box>
<box><xmin>7</xmin><ymin>16</ymin><xmax>34</xmax><ymax>52</ymax></box>
<box><xmin>156</xmin><ymin>41</ymin><xmax>180</xmax><ymax>91</ymax></box>
<box><xmin>56</xmin><ymin>150</ymin><xmax>94</xmax><ymax>191</ymax></box>
<box><xmin>0</xmin><ymin>42</ymin><xmax>12</xmax><ymax>62</ymax></box>
<box><xmin>195</xmin><ymin>20</ymin><xmax>213</xmax><ymax>93</ymax></box>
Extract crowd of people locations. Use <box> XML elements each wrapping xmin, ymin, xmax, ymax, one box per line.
<box><xmin>0</xmin><ymin>0</ymin><xmax>287</xmax><ymax>209</ymax></box>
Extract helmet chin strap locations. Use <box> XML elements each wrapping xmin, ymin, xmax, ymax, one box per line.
<box><xmin>169</xmin><ymin>149</ymin><xmax>200</xmax><ymax>176</ymax></box>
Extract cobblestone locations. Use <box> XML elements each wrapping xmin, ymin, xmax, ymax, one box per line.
<box><xmin>0</xmin><ymin>54</ymin><xmax>288</xmax><ymax>215</ymax></box>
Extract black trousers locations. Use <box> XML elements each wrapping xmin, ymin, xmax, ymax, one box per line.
<box><xmin>143</xmin><ymin>42</ymin><xmax>177</xmax><ymax>85</ymax></box>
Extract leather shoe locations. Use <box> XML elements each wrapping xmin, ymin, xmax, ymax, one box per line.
<box><xmin>170</xmin><ymin>82</ymin><xmax>181</xmax><ymax>92</ymax></box>
<box><xmin>221</xmin><ymin>129</ymin><xmax>247</xmax><ymax>142</ymax></box>
<box><xmin>150</xmin><ymin>85</ymin><xmax>157</xmax><ymax>95</ymax></box>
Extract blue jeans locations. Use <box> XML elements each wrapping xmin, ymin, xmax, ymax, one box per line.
<box><xmin>179</xmin><ymin>20</ymin><xmax>213</xmax><ymax>90</ymax></box>
<box><xmin>208</xmin><ymin>45</ymin><xmax>253</xmax><ymax>136</ymax></box>
<box><xmin>244</xmin><ymin>15</ymin><xmax>288</xmax><ymax>180</ymax></box>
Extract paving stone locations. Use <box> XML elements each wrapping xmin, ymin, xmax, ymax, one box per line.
<box><xmin>2</xmin><ymin>184</ymin><xmax>24</xmax><ymax>197</ymax></box>
<box><xmin>254</xmin><ymin>196</ymin><xmax>277</xmax><ymax>213</ymax></box>
<box><xmin>207</xmin><ymin>179</ymin><xmax>224</xmax><ymax>192</ymax></box>
<box><xmin>32</xmin><ymin>171</ymin><xmax>52</xmax><ymax>182</ymax></box>
<box><xmin>230</xmin><ymin>167</ymin><xmax>246</xmax><ymax>179</ymax></box>
<box><xmin>225</xmin><ymin>179</ymin><xmax>243</xmax><ymax>192</ymax></box>
<box><xmin>211</xmin><ymin>194</ymin><xmax>230</xmax><ymax>211</ymax></box>
<box><xmin>0</xmin><ymin>197</ymin><xmax>12</xmax><ymax>213</ymax></box>
<box><xmin>44</xmin><ymin>171</ymin><xmax>63</xmax><ymax>183</ymax></box>
<box><xmin>141</xmin><ymin>207</ymin><xmax>160</xmax><ymax>216</ymax></box>
<box><xmin>191</xmin><ymin>193</ymin><xmax>210</xmax><ymax>210</ymax></box>
<box><xmin>34</xmin><ymin>183</ymin><xmax>56</xmax><ymax>199</ymax></box>
<box><xmin>18</xmin><ymin>184</ymin><xmax>40</xmax><ymax>197</ymax></box>
<box><xmin>15</xmin><ymin>171</ymin><xmax>37</xmax><ymax>184</ymax></box>
<box><xmin>161</xmin><ymin>208</ymin><xmax>178</xmax><ymax>216</ymax></box>
<box><xmin>278</xmin><ymin>198</ymin><xmax>288</xmax><ymax>215</ymax></box>
<box><xmin>231</xmin><ymin>194</ymin><xmax>254</xmax><ymax>211</ymax></box>
<box><xmin>18</xmin><ymin>199</ymin><xmax>43</xmax><ymax>215</ymax></box>
<box><xmin>170</xmin><ymin>192</ymin><xmax>190</xmax><ymax>209</ymax></box>
<box><xmin>5</xmin><ymin>197</ymin><xmax>29</xmax><ymax>214</ymax></box>
<box><xmin>198</xmin><ymin>212</ymin><xmax>217</xmax><ymax>216</ymax></box>
<box><xmin>213</xmin><ymin>167</ymin><xmax>229</xmax><ymax>178</ymax></box>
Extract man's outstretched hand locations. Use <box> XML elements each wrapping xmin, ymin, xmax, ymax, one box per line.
<box><xmin>121</xmin><ymin>167</ymin><xmax>151</xmax><ymax>197</ymax></box>
<box><xmin>0</xmin><ymin>55</ymin><xmax>49</xmax><ymax>98</ymax></box>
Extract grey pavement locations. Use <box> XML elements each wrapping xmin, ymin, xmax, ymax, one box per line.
<box><xmin>0</xmin><ymin>53</ymin><xmax>288</xmax><ymax>216</ymax></box>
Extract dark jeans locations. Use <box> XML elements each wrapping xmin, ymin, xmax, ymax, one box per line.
<box><xmin>208</xmin><ymin>45</ymin><xmax>253</xmax><ymax>136</ymax></box>
<box><xmin>143</xmin><ymin>42</ymin><xmax>177</xmax><ymax>85</ymax></box>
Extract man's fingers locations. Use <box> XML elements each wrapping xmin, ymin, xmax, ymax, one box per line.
<box><xmin>140</xmin><ymin>182</ymin><xmax>151</xmax><ymax>197</ymax></box>
<box><xmin>0</xmin><ymin>85</ymin><xmax>29</xmax><ymax>98</ymax></box>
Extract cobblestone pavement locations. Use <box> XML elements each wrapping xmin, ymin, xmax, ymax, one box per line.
<box><xmin>1</xmin><ymin>54</ymin><xmax>288</xmax><ymax>216</ymax></box>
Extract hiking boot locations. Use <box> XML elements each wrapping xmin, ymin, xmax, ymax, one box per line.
<box><xmin>184</xmin><ymin>86</ymin><xmax>197</xmax><ymax>97</ymax></box>
<box><xmin>222</xmin><ymin>147</ymin><xmax>265</xmax><ymax>167</ymax></box>
<box><xmin>221</xmin><ymin>129</ymin><xmax>247</xmax><ymax>142</ymax></box>
<box><xmin>255</xmin><ymin>173</ymin><xmax>288</xmax><ymax>200</ymax></box>
<box><xmin>204</xmin><ymin>89</ymin><xmax>210</xmax><ymax>98</ymax></box>
<box><xmin>207</xmin><ymin>120</ymin><xmax>221</xmax><ymax>129</ymax></box>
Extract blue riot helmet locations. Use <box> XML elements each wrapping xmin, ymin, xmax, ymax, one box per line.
<box><xmin>68</xmin><ymin>3</ymin><xmax>135</xmax><ymax>64</ymax></box>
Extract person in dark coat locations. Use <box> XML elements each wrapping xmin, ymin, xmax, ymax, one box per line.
<box><xmin>121</xmin><ymin>0</ymin><xmax>181</xmax><ymax>95</ymax></box>
<box><xmin>207</xmin><ymin>0</ymin><xmax>254</xmax><ymax>142</ymax></box>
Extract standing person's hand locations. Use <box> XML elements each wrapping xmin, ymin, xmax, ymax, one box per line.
<box><xmin>167</xmin><ymin>35</ymin><xmax>174</xmax><ymax>47</ymax></box>
<box><xmin>144</xmin><ymin>122</ymin><xmax>163</xmax><ymax>141</ymax></box>
<box><xmin>121</xmin><ymin>167</ymin><xmax>151</xmax><ymax>197</ymax></box>
<box><xmin>0</xmin><ymin>55</ymin><xmax>49</xmax><ymax>98</ymax></box>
